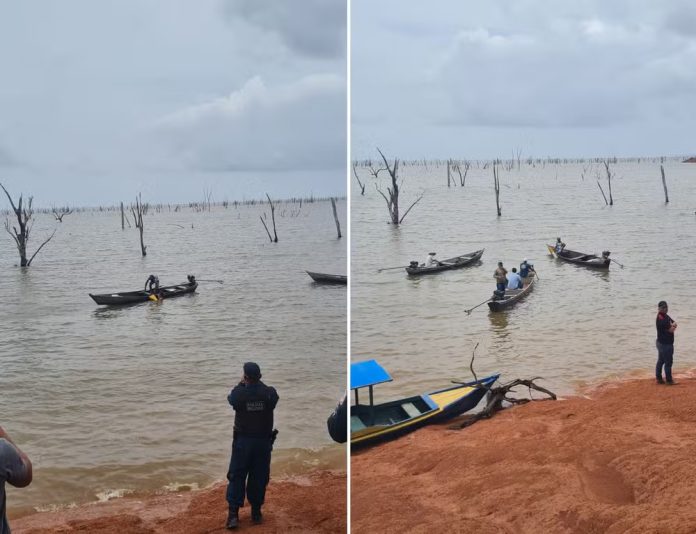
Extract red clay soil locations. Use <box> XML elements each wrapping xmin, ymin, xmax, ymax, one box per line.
<box><xmin>12</xmin><ymin>470</ymin><xmax>345</xmax><ymax>534</ymax></box>
<box><xmin>352</xmin><ymin>377</ymin><xmax>696</xmax><ymax>533</ymax></box>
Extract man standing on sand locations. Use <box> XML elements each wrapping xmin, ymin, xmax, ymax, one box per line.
<box><xmin>1</xmin><ymin>426</ymin><xmax>33</xmax><ymax>534</ymax></box>
<box><xmin>225</xmin><ymin>362</ymin><xmax>279</xmax><ymax>529</ymax></box>
<box><xmin>656</xmin><ymin>301</ymin><xmax>678</xmax><ymax>385</ymax></box>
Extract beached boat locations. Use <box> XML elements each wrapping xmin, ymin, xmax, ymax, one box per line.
<box><xmin>306</xmin><ymin>271</ymin><xmax>347</xmax><ymax>285</ymax></box>
<box><xmin>351</xmin><ymin>359</ymin><xmax>499</xmax><ymax>447</ymax></box>
<box><xmin>89</xmin><ymin>278</ymin><xmax>198</xmax><ymax>305</ymax></box>
<box><xmin>487</xmin><ymin>274</ymin><xmax>536</xmax><ymax>311</ymax></box>
<box><xmin>546</xmin><ymin>245</ymin><xmax>611</xmax><ymax>269</ymax></box>
<box><xmin>405</xmin><ymin>249</ymin><xmax>484</xmax><ymax>276</ymax></box>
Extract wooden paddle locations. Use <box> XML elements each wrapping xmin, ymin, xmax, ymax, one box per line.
<box><xmin>465</xmin><ymin>297</ymin><xmax>493</xmax><ymax>315</ymax></box>
<box><xmin>196</xmin><ymin>279</ymin><xmax>224</xmax><ymax>283</ymax></box>
<box><xmin>377</xmin><ymin>265</ymin><xmax>409</xmax><ymax>272</ymax></box>
<box><xmin>610</xmin><ymin>258</ymin><xmax>624</xmax><ymax>268</ymax></box>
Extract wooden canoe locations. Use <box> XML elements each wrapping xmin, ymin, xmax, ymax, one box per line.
<box><xmin>350</xmin><ymin>359</ymin><xmax>499</xmax><ymax>448</ymax></box>
<box><xmin>405</xmin><ymin>249</ymin><xmax>484</xmax><ymax>275</ymax></box>
<box><xmin>306</xmin><ymin>271</ymin><xmax>347</xmax><ymax>285</ymax></box>
<box><xmin>89</xmin><ymin>280</ymin><xmax>197</xmax><ymax>305</ymax></box>
<box><xmin>488</xmin><ymin>274</ymin><xmax>536</xmax><ymax>311</ymax></box>
<box><xmin>546</xmin><ymin>244</ymin><xmax>611</xmax><ymax>269</ymax></box>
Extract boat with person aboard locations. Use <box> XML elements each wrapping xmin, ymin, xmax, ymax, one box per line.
<box><xmin>89</xmin><ymin>275</ymin><xmax>198</xmax><ymax>305</ymax></box>
<box><xmin>351</xmin><ymin>359</ymin><xmax>499</xmax><ymax>448</ymax></box>
<box><xmin>546</xmin><ymin>244</ymin><xmax>611</xmax><ymax>269</ymax></box>
<box><xmin>488</xmin><ymin>273</ymin><xmax>536</xmax><ymax>311</ymax></box>
<box><xmin>405</xmin><ymin>248</ymin><xmax>484</xmax><ymax>276</ymax></box>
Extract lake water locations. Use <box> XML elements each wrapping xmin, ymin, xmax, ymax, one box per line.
<box><xmin>351</xmin><ymin>159</ymin><xmax>696</xmax><ymax>402</ymax></box>
<box><xmin>0</xmin><ymin>199</ymin><xmax>346</xmax><ymax>514</ymax></box>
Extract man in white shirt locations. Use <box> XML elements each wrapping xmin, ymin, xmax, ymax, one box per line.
<box><xmin>424</xmin><ymin>252</ymin><xmax>440</xmax><ymax>267</ymax></box>
<box><xmin>507</xmin><ymin>267</ymin><xmax>523</xmax><ymax>289</ymax></box>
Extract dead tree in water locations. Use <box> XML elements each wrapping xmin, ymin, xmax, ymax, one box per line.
<box><xmin>259</xmin><ymin>193</ymin><xmax>278</xmax><ymax>242</ymax></box>
<box><xmin>52</xmin><ymin>206</ymin><xmax>73</xmax><ymax>222</ymax></box>
<box><xmin>493</xmin><ymin>164</ymin><xmax>502</xmax><ymax>216</ymax></box>
<box><xmin>131</xmin><ymin>193</ymin><xmax>147</xmax><ymax>256</ymax></box>
<box><xmin>352</xmin><ymin>163</ymin><xmax>365</xmax><ymax>195</ymax></box>
<box><xmin>603</xmin><ymin>161</ymin><xmax>614</xmax><ymax>205</ymax></box>
<box><xmin>447</xmin><ymin>160</ymin><xmax>453</xmax><ymax>187</ymax></box>
<box><xmin>448</xmin><ymin>344</ymin><xmax>557</xmax><ymax>430</ymax></box>
<box><xmin>454</xmin><ymin>161</ymin><xmax>470</xmax><ymax>186</ymax></box>
<box><xmin>375</xmin><ymin>147</ymin><xmax>423</xmax><ymax>225</ymax></box>
<box><xmin>331</xmin><ymin>198</ymin><xmax>342</xmax><ymax>238</ymax></box>
<box><xmin>120</xmin><ymin>202</ymin><xmax>125</xmax><ymax>229</ymax></box>
<box><xmin>1</xmin><ymin>183</ymin><xmax>56</xmax><ymax>267</ymax></box>
<box><xmin>660</xmin><ymin>165</ymin><xmax>669</xmax><ymax>203</ymax></box>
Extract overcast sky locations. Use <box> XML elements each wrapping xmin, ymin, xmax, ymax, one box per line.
<box><xmin>352</xmin><ymin>0</ymin><xmax>696</xmax><ymax>161</ymax></box>
<box><xmin>0</xmin><ymin>0</ymin><xmax>346</xmax><ymax>206</ymax></box>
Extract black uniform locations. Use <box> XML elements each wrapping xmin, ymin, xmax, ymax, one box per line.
<box><xmin>327</xmin><ymin>394</ymin><xmax>347</xmax><ymax>444</ymax></box>
<box><xmin>656</xmin><ymin>311</ymin><xmax>675</xmax><ymax>383</ymax></box>
<box><xmin>226</xmin><ymin>381</ymin><xmax>279</xmax><ymax>510</ymax></box>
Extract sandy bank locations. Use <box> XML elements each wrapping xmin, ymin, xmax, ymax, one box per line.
<box><xmin>352</xmin><ymin>376</ymin><xmax>696</xmax><ymax>533</ymax></box>
<box><xmin>12</xmin><ymin>470</ymin><xmax>345</xmax><ymax>534</ymax></box>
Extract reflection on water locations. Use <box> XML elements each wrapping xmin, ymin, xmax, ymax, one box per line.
<box><xmin>0</xmin><ymin>201</ymin><xmax>346</xmax><ymax>512</ymax></box>
<box><xmin>352</xmin><ymin>160</ymin><xmax>696</xmax><ymax>402</ymax></box>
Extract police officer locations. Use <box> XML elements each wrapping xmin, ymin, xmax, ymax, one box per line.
<box><xmin>225</xmin><ymin>362</ymin><xmax>279</xmax><ymax>529</ymax></box>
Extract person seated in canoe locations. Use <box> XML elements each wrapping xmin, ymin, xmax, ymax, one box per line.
<box><xmin>494</xmin><ymin>261</ymin><xmax>508</xmax><ymax>295</ymax></box>
<box><xmin>507</xmin><ymin>267</ymin><xmax>523</xmax><ymax>289</ymax></box>
<box><xmin>187</xmin><ymin>274</ymin><xmax>196</xmax><ymax>285</ymax></box>
<box><xmin>519</xmin><ymin>258</ymin><xmax>534</xmax><ymax>278</ymax></box>
<box><xmin>145</xmin><ymin>274</ymin><xmax>160</xmax><ymax>294</ymax></box>
<box><xmin>555</xmin><ymin>237</ymin><xmax>566</xmax><ymax>254</ymax></box>
<box><xmin>424</xmin><ymin>252</ymin><xmax>442</xmax><ymax>267</ymax></box>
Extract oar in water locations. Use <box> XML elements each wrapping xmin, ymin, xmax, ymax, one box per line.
<box><xmin>377</xmin><ymin>265</ymin><xmax>409</xmax><ymax>273</ymax></box>
<box><xmin>196</xmin><ymin>279</ymin><xmax>224</xmax><ymax>283</ymax></box>
<box><xmin>610</xmin><ymin>258</ymin><xmax>624</xmax><ymax>268</ymax></box>
<box><xmin>465</xmin><ymin>297</ymin><xmax>492</xmax><ymax>315</ymax></box>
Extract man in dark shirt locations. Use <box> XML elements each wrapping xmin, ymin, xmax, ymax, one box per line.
<box><xmin>1</xmin><ymin>426</ymin><xmax>33</xmax><ymax>534</ymax></box>
<box><xmin>225</xmin><ymin>362</ymin><xmax>279</xmax><ymax>529</ymax></box>
<box><xmin>655</xmin><ymin>300</ymin><xmax>678</xmax><ymax>385</ymax></box>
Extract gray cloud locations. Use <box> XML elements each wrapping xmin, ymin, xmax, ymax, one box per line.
<box><xmin>152</xmin><ymin>74</ymin><xmax>346</xmax><ymax>172</ymax></box>
<box><xmin>222</xmin><ymin>0</ymin><xmax>345</xmax><ymax>59</ymax></box>
<box><xmin>352</xmin><ymin>0</ymin><xmax>696</xmax><ymax>158</ymax></box>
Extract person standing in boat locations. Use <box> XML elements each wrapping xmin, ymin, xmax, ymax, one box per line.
<box><xmin>145</xmin><ymin>274</ymin><xmax>160</xmax><ymax>293</ymax></box>
<box><xmin>0</xmin><ymin>425</ymin><xmax>33</xmax><ymax>534</ymax></box>
<box><xmin>655</xmin><ymin>301</ymin><xmax>678</xmax><ymax>385</ymax></box>
<box><xmin>519</xmin><ymin>259</ymin><xmax>534</xmax><ymax>278</ymax></box>
<box><xmin>554</xmin><ymin>237</ymin><xmax>566</xmax><ymax>254</ymax></box>
<box><xmin>225</xmin><ymin>362</ymin><xmax>279</xmax><ymax>529</ymax></box>
<box><xmin>507</xmin><ymin>267</ymin><xmax>523</xmax><ymax>289</ymax></box>
<box><xmin>494</xmin><ymin>262</ymin><xmax>508</xmax><ymax>294</ymax></box>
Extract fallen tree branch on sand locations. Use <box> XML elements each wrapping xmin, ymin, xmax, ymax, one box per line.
<box><xmin>449</xmin><ymin>344</ymin><xmax>556</xmax><ymax>430</ymax></box>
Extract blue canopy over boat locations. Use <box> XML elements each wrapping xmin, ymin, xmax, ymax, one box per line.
<box><xmin>351</xmin><ymin>360</ymin><xmax>393</xmax><ymax>390</ymax></box>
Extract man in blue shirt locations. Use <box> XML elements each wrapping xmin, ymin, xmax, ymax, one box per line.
<box><xmin>519</xmin><ymin>259</ymin><xmax>533</xmax><ymax>278</ymax></box>
<box><xmin>506</xmin><ymin>268</ymin><xmax>523</xmax><ymax>289</ymax></box>
<box><xmin>1</xmin><ymin>426</ymin><xmax>33</xmax><ymax>534</ymax></box>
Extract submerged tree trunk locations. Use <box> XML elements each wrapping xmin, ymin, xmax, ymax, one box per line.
<box><xmin>131</xmin><ymin>193</ymin><xmax>147</xmax><ymax>256</ymax></box>
<box><xmin>1</xmin><ymin>183</ymin><xmax>56</xmax><ymax>267</ymax></box>
<box><xmin>660</xmin><ymin>165</ymin><xmax>669</xmax><ymax>203</ymax></box>
<box><xmin>331</xmin><ymin>198</ymin><xmax>342</xmax><ymax>238</ymax></box>
<box><xmin>493</xmin><ymin>164</ymin><xmax>502</xmax><ymax>216</ymax></box>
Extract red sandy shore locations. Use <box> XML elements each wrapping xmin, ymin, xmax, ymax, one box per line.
<box><xmin>352</xmin><ymin>376</ymin><xmax>696</xmax><ymax>533</ymax></box>
<box><xmin>11</xmin><ymin>470</ymin><xmax>346</xmax><ymax>534</ymax></box>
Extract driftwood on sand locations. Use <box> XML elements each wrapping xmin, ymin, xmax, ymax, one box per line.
<box><xmin>449</xmin><ymin>344</ymin><xmax>557</xmax><ymax>430</ymax></box>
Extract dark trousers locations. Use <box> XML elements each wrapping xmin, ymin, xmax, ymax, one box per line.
<box><xmin>496</xmin><ymin>282</ymin><xmax>506</xmax><ymax>293</ymax></box>
<box><xmin>656</xmin><ymin>341</ymin><xmax>674</xmax><ymax>382</ymax></box>
<box><xmin>226</xmin><ymin>436</ymin><xmax>273</xmax><ymax>509</ymax></box>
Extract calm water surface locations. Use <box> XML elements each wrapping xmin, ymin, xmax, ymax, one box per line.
<box><xmin>0</xmin><ymin>200</ymin><xmax>346</xmax><ymax>513</ymax></box>
<box><xmin>352</xmin><ymin>160</ymin><xmax>696</xmax><ymax>402</ymax></box>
